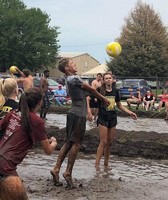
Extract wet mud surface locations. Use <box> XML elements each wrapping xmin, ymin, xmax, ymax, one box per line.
<box><xmin>18</xmin><ymin>150</ymin><xmax>168</xmax><ymax>200</ymax></box>
<box><xmin>44</xmin><ymin>106</ymin><xmax>168</xmax><ymax>159</ymax></box>
<box><xmin>19</xmin><ymin>107</ymin><xmax>168</xmax><ymax>199</ymax></box>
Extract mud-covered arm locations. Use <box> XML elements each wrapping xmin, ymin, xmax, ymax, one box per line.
<box><xmin>15</xmin><ymin>67</ymin><xmax>25</xmax><ymax>77</ymax></box>
<box><xmin>82</xmin><ymin>82</ymin><xmax>110</xmax><ymax>106</ymax></box>
<box><xmin>86</xmin><ymin>96</ymin><xmax>93</xmax><ymax>121</ymax></box>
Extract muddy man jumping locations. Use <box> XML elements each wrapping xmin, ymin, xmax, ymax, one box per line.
<box><xmin>50</xmin><ymin>57</ymin><xmax>110</xmax><ymax>189</ymax></box>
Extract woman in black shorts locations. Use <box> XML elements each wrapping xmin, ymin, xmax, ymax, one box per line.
<box><xmin>90</xmin><ymin>72</ymin><xmax>137</xmax><ymax>168</ymax></box>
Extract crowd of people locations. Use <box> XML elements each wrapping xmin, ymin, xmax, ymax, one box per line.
<box><xmin>126</xmin><ymin>87</ymin><xmax>168</xmax><ymax>120</ymax></box>
<box><xmin>0</xmin><ymin>60</ymin><xmax>167</xmax><ymax>198</ymax></box>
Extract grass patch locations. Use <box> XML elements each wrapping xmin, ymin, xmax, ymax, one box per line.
<box><xmin>151</xmin><ymin>89</ymin><xmax>162</xmax><ymax>96</ymax></box>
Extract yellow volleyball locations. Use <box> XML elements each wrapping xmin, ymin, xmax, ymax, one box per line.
<box><xmin>9</xmin><ymin>66</ymin><xmax>17</xmax><ymax>74</ymax></box>
<box><xmin>106</xmin><ymin>42</ymin><xmax>122</xmax><ymax>57</ymax></box>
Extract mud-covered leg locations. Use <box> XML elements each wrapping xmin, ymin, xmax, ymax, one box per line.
<box><xmin>63</xmin><ymin>143</ymin><xmax>80</xmax><ymax>189</ymax></box>
<box><xmin>51</xmin><ymin>142</ymin><xmax>72</xmax><ymax>186</ymax></box>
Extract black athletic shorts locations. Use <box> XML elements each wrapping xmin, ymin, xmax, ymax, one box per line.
<box><xmin>97</xmin><ymin>116</ymin><xmax>117</xmax><ymax>128</ymax></box>
<box><xmin>90</xmin><ymin>96</ymin><xmax>99</xmax><ymax>108</ymax></box>
<box><xmin>66</xmin><ymin>112</ymin><xmax>86</xmax><ymax>144</ymax></box>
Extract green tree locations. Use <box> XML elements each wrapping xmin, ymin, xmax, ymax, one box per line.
<box><xmin>107</xmin><ymin>0</ymin><xmax>168</xmax><ymax>77</ymax></box>
<box><xmin>0</xmin><ymin>0</ymin><xmax>60</xmax><ymax>72</ymax></box>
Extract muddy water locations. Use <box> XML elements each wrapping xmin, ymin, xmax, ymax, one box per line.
<box><xmin>45</xmin><ymin>113</ymin><xmax>168</xmax><ymax>133</ymax></box>
<box><xmin>19</xmin><ymin>150</ymin><xmax>168</xmax><ymax>182</ymax></box>
<box><xmin>16</xmin><ymin>114</ymin><xmax>168</xmax><ymax>199</ymax></box>
<box><xmin>18</xmin><ymin>151</ymin><xmax>168</xmax><ymax>200</ymax></box>
<box><xmin>19</xmin><ymin>151</ymin><xmax>168</xmax><ymax>183</ymax></box>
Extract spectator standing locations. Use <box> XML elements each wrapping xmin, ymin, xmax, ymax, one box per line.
<box><xmin>40</xmin><ymin>70</ymin><xmax>50</xmax><ymax>119</ymax></box>
<box><xmin>89</xmin><ymin>73</ymin><xmax>103</xmax><ymax>121</ymax></box>
<box><xmin>15</xmin><ymin>68</ymin><xmax>34</xmax><ymax>91</ymax></box>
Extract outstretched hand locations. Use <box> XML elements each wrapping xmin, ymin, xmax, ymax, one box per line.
<box><xmin>129</xmin><ymin>112</ymin><xmax>137</xmax><ymax>120</ymax></box>
<box><xmin>49</xmin><ymin>136</ymin><xmax>57</xmax><ymax>144</ymax></box>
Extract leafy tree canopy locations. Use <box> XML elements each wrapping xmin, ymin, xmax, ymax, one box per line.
<box><xmin>0</xmin><ymin>0</ymin><xmax>60</xmax><ymax>72</ymax></box>
<box><xmin>107</xmin><ymin>0</ymin><xmax>168</xmax><ymax>78</ymax></box>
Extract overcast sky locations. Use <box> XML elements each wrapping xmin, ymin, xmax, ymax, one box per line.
<box><xmin>22</xmin><ymin>0</ymin><xmax>168</xmax><ymax>64</ymax></box>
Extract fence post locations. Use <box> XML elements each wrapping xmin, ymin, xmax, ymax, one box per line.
<box><xmin>156</xmin><ymin>74</ymin><xmax>158</xmax><ymax>100</ymax></box>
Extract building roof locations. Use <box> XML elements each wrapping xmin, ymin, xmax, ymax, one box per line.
<box><xmin>59</xmin><ymin>52</ymin><xmax>86</xmax><ymax>58</ymax></box>
<box><xmin>58</xmin><ymin>52</ymin><xmax>99</xmax><ymax>63</ymax></box>
<box><xmin>83</xmin><ymin>64</ymin><xmax>108</xmax><ymax>76</ymax></box>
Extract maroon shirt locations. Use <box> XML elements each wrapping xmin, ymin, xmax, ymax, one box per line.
<box><xmin>0</xmin><ymin>111</ymin><xmax>47</xmax><ymax>176</ymax></box>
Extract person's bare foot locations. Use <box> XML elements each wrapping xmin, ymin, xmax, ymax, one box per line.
<box><xmin>62</xmin><ymin>173</ymin><xmax>75</xmax><ymax>189</ymax></box>
<box><xmin>50</xmin><ymin>170</ymin><xmax>63</xmax><ymax>186</ymax></box>
<box><xmin>104</xmin><ymin>161</ymin><xmax>109</xmax><ymax>167</ymax></box>
<box><xmin>95</xmin><ymin>164</ymin><xmax>100</xmax><ymax>171</ymax></box>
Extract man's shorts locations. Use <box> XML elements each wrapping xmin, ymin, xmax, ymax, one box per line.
<box><xmin>90</xmin><ymin>96</ymin><xmax>99</xmax><ymax>108</ymax></box>
<box><xmin>42</xmin><ymin>91</ymin><xmax>50</xmax><ymax>109</ymax></box>
<box><xmin>66</xmin><ymin>113</ymin><xmax>86</xmax><ymax>144</ymax></box>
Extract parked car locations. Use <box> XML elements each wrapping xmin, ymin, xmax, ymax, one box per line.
<box><xmin>0</xmin><ymin>74</ymin><xmax>12</xmax><ymax>79</ymax></box>
<box><xmin>33</xmin><ymin>77</ymin><xmax>65</xmax><ymax>93</ymax></box>
<box><xmin>119</xmin><ymin>79</ymin><xmax>150</xmax><ymax>99</ymax></box>
<box><xmin>160</xmin><ymin>80</ymin><xmax>168</xmax><ymax>89</ymax></box>
<box><xmin>55</xmin><ymin>77</ymin><xmax>65</xmax><ymax>86</ymax></box>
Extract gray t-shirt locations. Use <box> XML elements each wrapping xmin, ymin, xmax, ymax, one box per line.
<box><xmin>66</xmin><ymin>75</ymin><xmax>87</xmax><ymax>117</ymax></box>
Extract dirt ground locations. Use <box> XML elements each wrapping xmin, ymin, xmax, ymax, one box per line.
<box><xmin>19</xmin><ymin>107</ymin><xmax>168</xmax><ymax>199</ymax></box>
<box><xmin>18</xmin><ymin>150</ymin><xmax>168</xmax><ymax>200</ymax></box>
<box><xmin>46</xmin><ymin>119</ymin><xmax>168</xmax><ymax>160</ymax></box>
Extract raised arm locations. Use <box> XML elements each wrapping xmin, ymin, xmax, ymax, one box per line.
<box><xmin>15</xmin><ymin>67</ymin><xmax>25</xmax><ymax>78</ymax></box>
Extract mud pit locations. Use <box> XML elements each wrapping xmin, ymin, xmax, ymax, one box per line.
<box><xmin>18</xmin><ymin>151</ymin><xmax>168</xmax><ymax>200</ymax></box>
<box><xmin>19</xmin><ymin>107</ymin><xmax>168</xmax><ymax>199</ymax></box>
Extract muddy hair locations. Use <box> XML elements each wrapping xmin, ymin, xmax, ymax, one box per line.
<box><xmin>44</xmin><ymin>69</ymin><xmax>50</xmax><ymax>74</ymax></box>
<box><xmin>0</xmin><ymin>78</ymin><xmax>18</xmax><ymax>109</ymax></box>
<box><xmin>23</xmin><ymin>69</ymin><xmax>31</xmax><ymax>77</ymax></box>
<box><xmin>19</xmin><ymin>87</ymin><xmax>42</xmax><ymax>134</ymax></box>
<box><xmin>97</xmin><ymin>73</ymin><xmax>103</xmax><ymax>77</ymax></box>
<box><xmin>44</xmin><ymin>69</ymin><xmax>49</xmax><ymax>74</ymax></box>
<box><xmin>99</xmin><ymin>72</ymin><xmax>113</xmax><ymax>96</ymax></box>
<box><xmin>58</xmin><ymin>57</ymin><xmax>70</xmax><ymax>73</ymax></box>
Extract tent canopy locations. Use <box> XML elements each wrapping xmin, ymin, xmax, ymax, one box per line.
<box><xmin>83</xmin><ymin>64</ymin><xmax>108</xmax><ymax>76</ymax></box>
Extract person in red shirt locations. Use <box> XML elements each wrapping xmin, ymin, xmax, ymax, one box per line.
<box><xmin>157</xmin><ymin>89</ymin><xmax>168</xmax><ymax>120</ymax></box>
<box><xmin>0</xmin><ymin>87</ymin><xmax>57</xmax><ymax>200</ymax></box>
